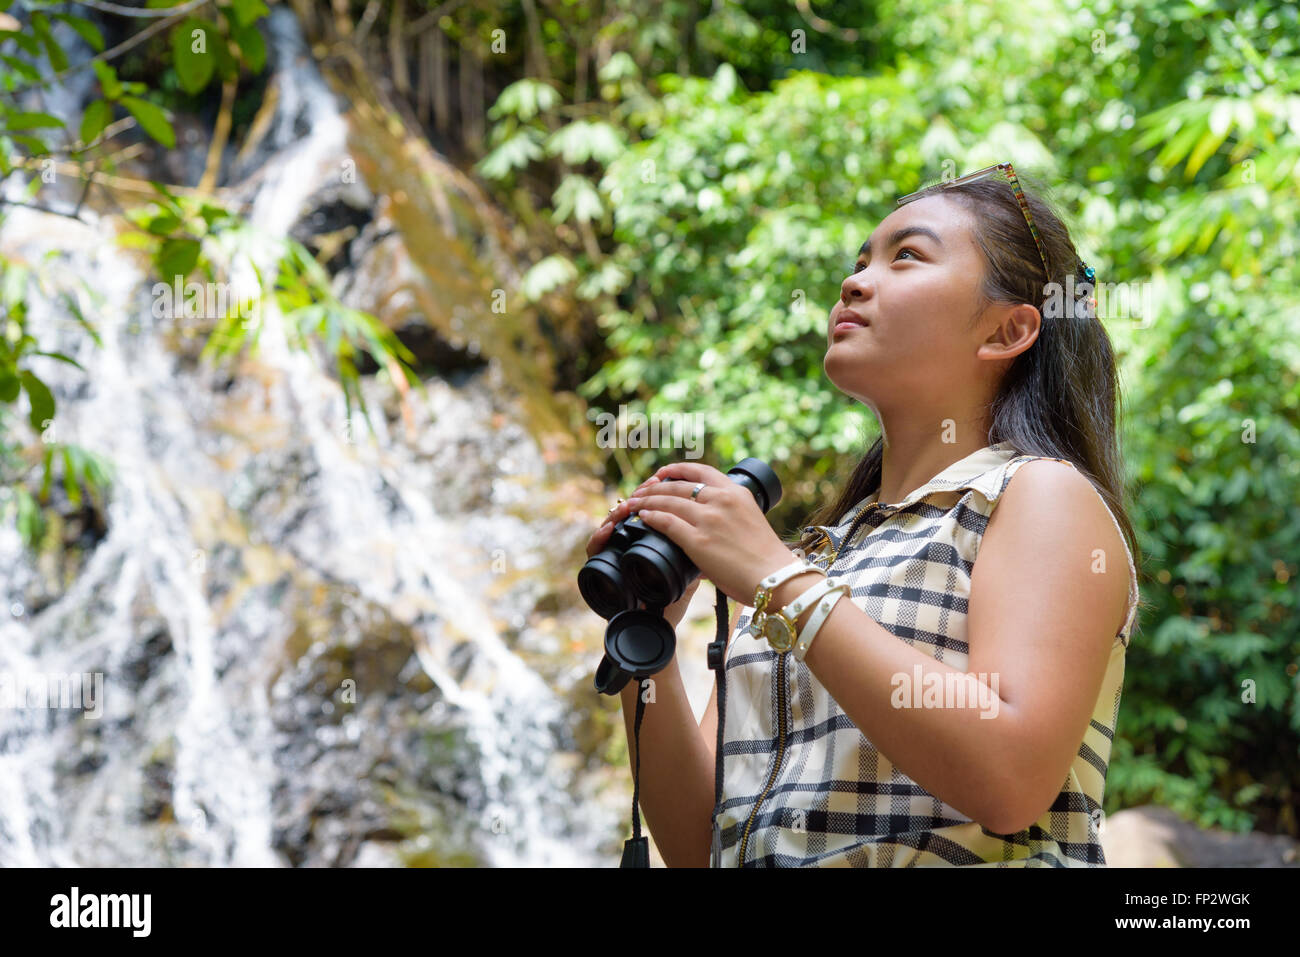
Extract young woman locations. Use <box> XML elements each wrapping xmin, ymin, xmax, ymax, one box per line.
<box><xmin>586</xmin><ymin>165</ymin><xmax>1143</xmax><ymax>867</ymax></box>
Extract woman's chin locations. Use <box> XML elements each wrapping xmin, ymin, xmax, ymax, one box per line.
<box><xmin>824</xmin><ymin>343</ymin><xmax>875</xmax><ymax>374</ymax></box>
<box><xmin>822</xmin><ymin>361</ymin><xmax>877</xmax><ymax>400</ymax></box>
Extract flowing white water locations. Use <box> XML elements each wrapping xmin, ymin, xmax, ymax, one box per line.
<box><xmin>0</xmin><ymin>6</ymin><xmax>617</xmax><ymax>868</ymax></box>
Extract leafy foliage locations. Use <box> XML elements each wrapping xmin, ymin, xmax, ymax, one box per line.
<box><xmin>473</xmin><ymin>0</ymin><xmax>1300</xmax><ymax>835</ymax></box>
<box><xmin>0</xmin><ymin>1</ymin><xmax>417</xmax><ymax>548</ymax></box>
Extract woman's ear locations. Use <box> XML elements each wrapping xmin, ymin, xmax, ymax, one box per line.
<box><xmin>977</xmin><ymin>302</ymin><xmax>1040</xmax><ymax>362</ymax></box>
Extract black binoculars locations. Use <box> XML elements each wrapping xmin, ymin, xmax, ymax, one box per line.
<box><xmin>579</xmin><ymin>458</ymin><xmax>782</xmax><ymax>695</ymax></box>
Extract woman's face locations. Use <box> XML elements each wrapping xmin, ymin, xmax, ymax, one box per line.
<box><xmin>824</xmin><ymin>194</ymin><xmax>999</xmax><ymax>412</ymax></box>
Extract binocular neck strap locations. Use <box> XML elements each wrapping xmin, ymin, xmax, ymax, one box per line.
<box><xmin>710</xmin><ymin>584</ymin><xmax>728</xmax><ymax>812</ymax></box>
<box><xmin>620</xmin><ymin>583</ymin><xmax>731</xmax><ymax>869</ymax></box>
<box><xmin>619</xmin><ymin>691</ymin><xmax>651</xmax><ymax>868</ymax></box>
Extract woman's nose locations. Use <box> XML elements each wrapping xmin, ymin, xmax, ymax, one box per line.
<box><xmin>841</xmin><ymin>271</ymin><xmax>871</xmax><ymax>303</ymax></box>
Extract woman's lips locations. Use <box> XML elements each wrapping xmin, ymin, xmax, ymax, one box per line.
<box><xmin>831</xmin><ymin>320</ymin><xmax>868</xmax><ymax>337</ymax></box>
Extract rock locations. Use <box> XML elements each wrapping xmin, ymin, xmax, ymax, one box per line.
<box><xmin>351</xmin><ymin>841</ymin><xmax>403</xmax><ymax>867</ymax></box>
<box><xmin>1102</xmin><ymin>804</ymin><xmax>1300</xmax><ymax>867</ymax></box>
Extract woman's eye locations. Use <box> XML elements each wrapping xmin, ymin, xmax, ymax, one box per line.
<box><xmin>851</xmin><ymin>247</ymin><xmax>918</xmax><ymax>272</ymax></box>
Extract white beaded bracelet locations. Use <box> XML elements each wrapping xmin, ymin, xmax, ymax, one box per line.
<box><xmin>793</xmin><ymin>579</ymin><xmax>850</xmax><ymax>662</ymax></box>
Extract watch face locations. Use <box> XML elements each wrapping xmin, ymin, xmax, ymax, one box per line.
<box><xmin>763</xmin><ymin>616</ymin><xmax>796</xmax><ymax>653</ymax></box>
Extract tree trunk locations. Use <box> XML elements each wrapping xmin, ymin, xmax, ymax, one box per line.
<box><xmin>417</xmin><ymin>28</ymin><xmax>432</xmax><ymax>125</ymax></box>
<box><xmin>390</xmin><ymin>0</ymin><xmax>409</xmax><ymax>95</ymax></box>
<box><xmin>458</xmin><ymin>44</ymin><xmax>475</xmax><ymax>152</ymax></box>
<box><xmin>432</xmin><ymin>26</ymin><xmax>449</xmax><ymax>137</ymax></box>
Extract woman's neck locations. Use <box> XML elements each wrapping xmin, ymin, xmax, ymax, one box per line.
<box><xmin>876</xmin><ymin>419</ymin><xmax>992</xmax><ymax>505</ymax></box>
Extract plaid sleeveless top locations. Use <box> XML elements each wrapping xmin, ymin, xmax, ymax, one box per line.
<box><xmin>710</xmin><ymin>443</ymin><xmax>1140</xmax><ymax>867</ymax></box>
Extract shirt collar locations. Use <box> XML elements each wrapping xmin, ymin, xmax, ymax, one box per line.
<box><xmin>802</xmin><ymin>442</ymin><xmax>1022</xmax><ymax>548</ymax></box>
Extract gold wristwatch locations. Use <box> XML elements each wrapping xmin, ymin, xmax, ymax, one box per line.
<box><xmin>748</xmin><ymin>558</ymin><xmax>823</xmax><ymax>653</ymax></box>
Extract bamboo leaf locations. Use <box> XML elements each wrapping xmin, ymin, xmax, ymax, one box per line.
<box><xmin>19</xmin><ymin>370</ymin><xmax>54</xmax><ymax>433</ymax></box>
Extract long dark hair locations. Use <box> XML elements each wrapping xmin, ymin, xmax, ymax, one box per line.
<box><xmin>789</xmin><ymin>174</ymin><xmax>1143</xmax><ymax>617</ymax></box>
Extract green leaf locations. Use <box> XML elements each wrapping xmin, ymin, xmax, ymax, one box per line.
<box><xmin>93</xmin><ymin>60</ymin><xmax>122</xmax><ymax>100</ymax></box>
<box><xmin>30</xmin><ymin>13</ymin><xmax>68</xmax><ymax>72</ymax></box>
<box><xmin>545</xmin><ymin>120</ymin><xmax>625</xmax><ymax>165</ymax></box>
<box><xmin>0</xmin><ymin>55</ymin><xmax>42</xmax><ymax>83</ymax></box>
<box><xmin>157</xmin><ymin>238</ymin><xmax>201</xmax><ymax>280</ymax></box>
<box><xmin>521</xmin><ymin>254</ymin><xmax>578</xmax><ymax>300</ymax></box>
<box><xmin>15</xmin><ymin>485</ymin><xmax>45</xmax><ymax>549</ymax></box>
<box><xmin>551</xmin><ymin>174</ymin><xmax>604</xmax><ymax>224</ymax></box>
<box><xmin>145</xmin><ymin>211</ymin><xmax>182</xmax><ymax>235</ymax></box>
<box><xmin>229</xmin><ymin>0</ymin><xmax>271</xmax><ymax>29</ymax></box>
<box><xmin>61</xmin><ymin>446</ymin><xmax>81</xmax><ymax>508</ymax></box>
<box><xmin>0</xmin><ymin>31</ymin><xmax>40</xmax><ymax>58</ymax></box>
<box><xmin>597</xmin><ymin>51</ymin><xmax>639</xmax><ymax>84</ymax></box>
<box><xmin>476</xmin><ymin>129</ymin><xmax>544</xmax><ymax>180</ymax></box>
<box><xmin>0</xmin><ymin>366</ymin><xmax>19</xmax><ymax>402</ymax></box>
<box><xmin>38</xmin><ymin>444</ymin><xmax>53</xmax><ymax>503</ymax></box>
<box><xmin>2</xmin><ymin>132</ymin><xmax>49</xmax><ymax>154</ymax></box>
<box><xmin>171</xmin><ymin>19</ymin><xmax>215</xmax><ymax>95</ymax></box>
<box><xmin>19</xmin><ymin>370</ymin><xmax>54</xmax><ymax>433</ymax></box>
<box><xmin>57</xmin><ymin>291</ymin><xmax>102</xmax><ymax>347</ymax></box>
<box><xmin>487</xmin><ymin>79</ymin><xmax>560</xmax><ymax>122</ymax></box>
<box><xmin>232</xmin><ymin>22</ymin><xmax>266</xmax><ymax>73</ymax></box>
<box><xmin>211</xmin><ymin>29</ymin><xmax>238</xmax><ymax>82</ymax></box>
<box><xmin>80</xmin><ymin>99</ymin><xmax>112</xmax><ymax>144</ymax></box>
<box><xmin>2</xmin><ymin>111</ymin><xmax>63</xmax><ymax>131</ymax></box>
<box><xmin>121</xmin><ymin>96</ymin><xmax>175</xmax><ymax>148</ymax></box>
<box><xmin>53</xmin><ymin>13</ymin><xmax>106</xmax><ymax>53</ymax></box>
<box><xmin>31</xmin><ymin>350</ymin><xmax>84</xmax><ymax>371</ymax></box>
<box><xmin>197</xmin><ymin>202</ymin><xmax>230</xmax><ymax>229</ymax></box>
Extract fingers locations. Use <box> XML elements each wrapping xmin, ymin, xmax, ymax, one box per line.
<box><xmin>654</xmin><ymin>462</ymin><xmax>728</xmax><ymax>487</ymax></box>
<box><xmin>586</xmin><ymin>523</ymin><xmax>614</xmax><ymax>558</ymax></box>
<box><xmin>600</xmin><ymin>475</ymin><xmax>663</xmax><ymax>528</ymax></box>
<box><xmin>633</xmin><ymin>504</ymin><xmax>693</xmax><ymax>546</ymax></box>
<box><xmin>626</xmin><ymin>491</ymin><xmax>698</xmax><ymax>519</ymax></box>
<box><xmin>589</xmin><ymin>474</ymin><xmax>666</xmax><ymax>557</ymax></box>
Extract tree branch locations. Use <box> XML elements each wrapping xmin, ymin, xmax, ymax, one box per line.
<box><xmin>0</xmin><ymin>197</ymin><xmax>89</xmax><ymax>222</ymax></box>
<box><xmin>198</xmin><ymin>76</ymin><xmax>237</xmax><ymax>193</ymax></box>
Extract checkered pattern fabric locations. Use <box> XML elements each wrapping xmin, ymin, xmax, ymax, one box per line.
<box><xmin>710</xmin><ymin>443</ymin><xmax>1140</xmax><ymax>867</ymax></box>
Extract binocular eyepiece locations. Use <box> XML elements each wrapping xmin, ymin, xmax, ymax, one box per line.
<box><xmin>579</xmin><ymin>458</ymin><xmax>782</xmax><ymax>694</ymax></box>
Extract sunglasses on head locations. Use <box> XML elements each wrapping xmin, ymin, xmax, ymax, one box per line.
<box><xmin>895</xmin><ymin>162</ymin><xmax>1051</xmax><ymax>279</ymax></box>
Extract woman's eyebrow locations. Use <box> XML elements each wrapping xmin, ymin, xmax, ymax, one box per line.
<box><xmin>858</xmin><ymin>225</ymin><xmax>945</xmax><ymax>258</ymax></box>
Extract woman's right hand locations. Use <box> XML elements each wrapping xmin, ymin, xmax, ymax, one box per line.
<box><xmin>586</xmin><ymin>474</ymin><xmax>664</xmax><ymax>559</ymax></box>
<box><xmin>586</xmin><ymin>474</ymin><xmax>704</xmax><ymax>629</ymax></box>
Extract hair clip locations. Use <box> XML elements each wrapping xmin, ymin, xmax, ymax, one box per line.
<box><xmin>1077</xmin><ymin>262</ymin><xmax>1098</xmax><ymax>317</ymax></box>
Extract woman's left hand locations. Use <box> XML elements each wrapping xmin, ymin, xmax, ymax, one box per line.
<box><xmin>624</xmin><ymin>462</ymin><xmax>798</xmax><ymax>606</ymax></box>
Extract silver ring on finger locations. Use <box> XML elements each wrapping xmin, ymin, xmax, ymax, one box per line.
<box><xmin>690</xmin><ymin>483</ymin><xmax>706</xmax><ymax>501</ymax></box>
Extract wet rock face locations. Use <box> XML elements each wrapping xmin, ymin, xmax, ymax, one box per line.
<box><xmin>267</xmin><ymin>589</ymin><xmax>487</xmax><ymax>867</ymax></box>
<box><xmin>0</xmin><ymin>4</ymin><xmax>625</xmax><ymax>868</ymax></box>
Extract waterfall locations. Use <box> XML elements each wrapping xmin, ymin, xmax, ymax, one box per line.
<box><xmin>0</xmin><ymin>5</ymin><xmax>624</xmax><ymax>868</ymax></box>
